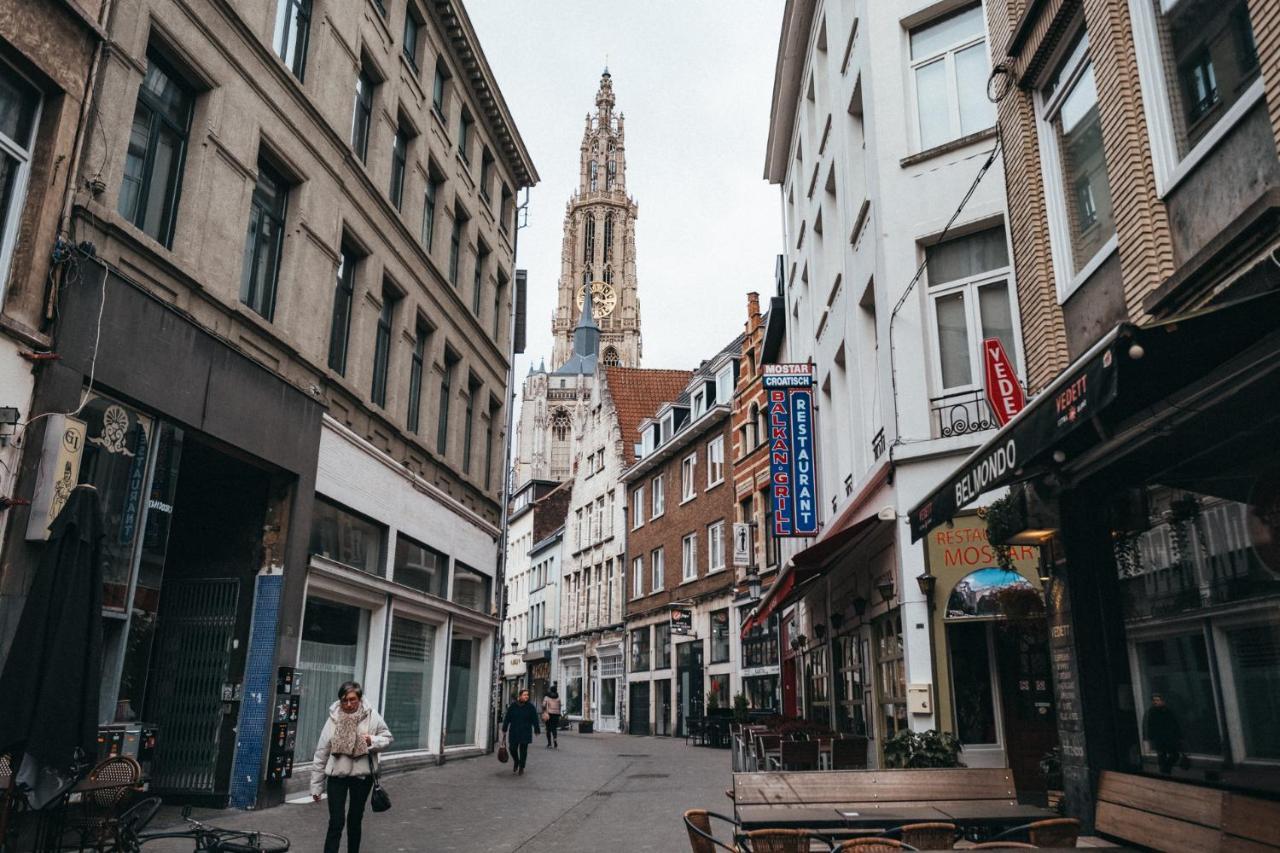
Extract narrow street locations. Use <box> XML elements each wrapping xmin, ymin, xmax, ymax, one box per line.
<box><xmin>145</xmin><ymin>734</ymin><xmax>728</xmax><ymax>852</ymax></box>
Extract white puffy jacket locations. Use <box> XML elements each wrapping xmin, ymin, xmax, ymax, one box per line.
<box><xmin>310</xmin><ymin>700</ymin><xmax>393</xmax><ymax>797</ymax></box>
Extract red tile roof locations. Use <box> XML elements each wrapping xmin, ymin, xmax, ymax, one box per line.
<box><xmin>604</xmin><ymin>367</ymin><xmax>694</xmax><ymax>465</ymax></box>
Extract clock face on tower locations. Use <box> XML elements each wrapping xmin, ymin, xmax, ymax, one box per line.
<box><xmin>576</xmin><ymin>280</ymin><xmax>617</xmax><ymax>318</ymax></box>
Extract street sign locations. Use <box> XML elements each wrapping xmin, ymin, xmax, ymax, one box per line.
<box><xmin>670</xmin><ymin>607</ymin><xmax>692</xmax><ymax>635</ymax></box>
<box><xmin>733</xmin><ymin>522</ymin><xmax>751</xmax><ymax>567</ymax></box>
<box><xmin>982</xmin><ymin>338</ymin><xmax>1025</xmax><ymax>427</ymax></box>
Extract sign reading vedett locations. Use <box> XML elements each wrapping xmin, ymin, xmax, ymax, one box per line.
<box><xmin>982</xmin><ymin>338</ymin><xmax>1025</xmax><ymax>427</ymax></box>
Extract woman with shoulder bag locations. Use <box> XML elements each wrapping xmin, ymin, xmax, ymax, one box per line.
<box><xmin>541</xmin><ymin>684</ymin><xmax>562</xmax><ymax>748</ymax></box>
<box><xmin>311</xmin><ymin>681</ymin><xmax>393</xmax><ymax>853</ymax></box>
<box><xmin>501</xmin><ymin>688</ymin><xmax>540</xmax><ymax>775</ymax></box>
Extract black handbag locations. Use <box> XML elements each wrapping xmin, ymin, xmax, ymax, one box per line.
<box><xmin>369</xmin><ymin>766</ymin><xmax>391</xmax><ymax>813</ymax></box>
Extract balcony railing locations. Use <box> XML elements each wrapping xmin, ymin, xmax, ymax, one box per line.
<box><xmin>871</xmin><ymin>428</ymin><xmax>886</xmax><ymax>460</ymax></box>
<box><xmin>930</xmin><ymin>389</ymin><xmax>997</xmax><ymax>439</ymax></box>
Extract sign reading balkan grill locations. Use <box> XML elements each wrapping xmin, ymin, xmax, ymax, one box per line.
<box><xmin>763</xmin><ymin>364</ymin><xmax>819</xmax><ymax>537</ymax></box>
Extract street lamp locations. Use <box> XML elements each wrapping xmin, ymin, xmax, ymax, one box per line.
<box><xmin>743</xmin><ymin>520</ymin><xmax>762</xmax><ymax>601</ymax></box>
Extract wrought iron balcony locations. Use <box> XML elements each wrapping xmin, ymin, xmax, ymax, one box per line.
<box><xmin>930</xmin><ymin>389</ymin><xmax>998</xmax><ymax>438</ymax></box>
<box><xmin>871</xmin><ymin>428</ymin><xmax>886</xmax><ymax>461</ymax></box>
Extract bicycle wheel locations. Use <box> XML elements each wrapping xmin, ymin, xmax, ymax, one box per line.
<box><xmin>210</xmin><ymin>829</ymin><xmax>290</xmax><ymax>852</ymax></box>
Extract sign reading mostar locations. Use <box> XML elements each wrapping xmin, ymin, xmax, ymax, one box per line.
<box><xmin>764</xmin><ymin>364</ymin><xmax>819</xmax><ymax>537</ymax></box>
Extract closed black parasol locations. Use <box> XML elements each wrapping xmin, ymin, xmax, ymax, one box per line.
<box><xmin>0</xmin><ymin>485</ymin><xmax>104</xmax><ymax>808</ymax></box>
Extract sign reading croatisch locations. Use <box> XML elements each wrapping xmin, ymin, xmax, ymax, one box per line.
<box><xmin>767</xmin><ymin>364</ymin><xmax>819</xmax><ymax>538</ymax></box>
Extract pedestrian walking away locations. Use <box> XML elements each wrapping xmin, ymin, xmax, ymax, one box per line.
<box><xmin>1143</xmin><ymin>692</ymin><xmax>1183</xmax><ymax>776</ymax></box>
<box><xmin>502</xmin><ymin>688</ymin><xmax>540</xmax><ymax>775</ymax></box>
<box><xmin>311</xmin><ymin>681</ymin><xmax>393</xmax><ymax>853</ymax></box>
<box><xmin>541</xmin><ymin>684</ymin><xmax>562</xmax><ymax>748</ymax></box>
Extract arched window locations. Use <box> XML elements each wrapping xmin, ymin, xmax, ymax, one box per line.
<box><xmin>589</xmin><ymin>161</ymin><xmax>598</xmax><ymax>192</ymax></box>
<box><xmin>749</xmin><ymin>402</ymin><xmax>761</xmax><ymax>446</ymax></box>
<box><xmin>550</xmin><ymin>409</ymin><xmax>572</xmax><ymax>478</ymax></box>
<box><xmin>603</xmin><ymin>267</ymin><xmax>612</xmax><ymax>285</ymax></box>
<box><xmin>606</xmin><ymin>158</ymin><xmax>616</xmax><ymax>189</ymax></box>
<box><xmin>602</xmin><ymin>346</ymin><xmax>620</xmax><ymax>367</ymax></box>
<box><xmin>584</xmin><ymin>215</ymin><xmax>596</xmax><ymax>263</ymax></box>
<box><xmin>603</xmin><ymin>213</ymin><xmax>613</xmax><ymax>263</ymax></box>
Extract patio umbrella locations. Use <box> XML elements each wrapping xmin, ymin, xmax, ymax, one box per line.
<box><xmin>0</xmin><ymin>485</ymin><xmax>104</xmax><ymax>808</ymax></box>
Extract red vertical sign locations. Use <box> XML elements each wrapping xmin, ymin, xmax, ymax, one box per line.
<box><xmin>983</xmin><ymin>338</ymin><xmax>1025</xmax><ymax>426</ymax></box>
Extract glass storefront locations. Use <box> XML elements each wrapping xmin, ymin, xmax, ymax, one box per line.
<box><xmin>393</xmin><ymin>534</ymin><xmax>449</xmax><ymax>598</ymax></box>
<box><xmin>564</xmin><ymin>658</ymin><xmax>584</xmax><ymax>715</ymax></box>
<box><xmin>297</xmin><ymin>597</ymin><xmax>369</xmax><ymax>759</ymax></box>
<box><xmin>743</xmin><ymin>675</ymin><xmax>778</xmax><ymax>711</ymax></box>
<box><xmin>833</xmin><ymin>632</ymin><xmax>869</xmax><ymax>736</ymax></box>
<box><xmin>654</xmin><ymin>623</ymin><xmax>672</xmax><ymax>670</ymax></box>
<box><xmin>875</xmin><ymin>613</ymin><xmax>908</xmax><ymax>737</ymax></box>
<box><xmin>444</xmin><ymin>635</ymin><xmax>480</xmax><ymax>746</ymax></box>
<box><xmin>383</xmin><ymin>616</ymin><xmax>437</xmax><ymax>752</ymax></box>
<box><xmin>310</xmin><ymin>497</ymin><xmax>385</xmax><ymax>575</ymax></box>
<box><xmin>710</xmin><ymin>609</ymin><xmax>731</xmax><ymax>663</ymax></box>
<box><xmin>451</xmin><ymin>562</ymin><xmax>492</xmax><ymax>613</ymax></box>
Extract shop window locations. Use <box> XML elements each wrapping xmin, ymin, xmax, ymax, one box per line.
<box><xmin>834</xmin><ymin>631</ymin><xmax>869</xmax><ymax>737</ymax></box>
<box><xmin>742</xmin><ymin>611</ymin><xmax>779</xmax><ymax>669</ymax></box>
<box><xmin>296</xmin><ymin>597</ymin><xmax>369</xmax><ymax>759</ymax></box>
<box><xmin>710</xmin><ymin>609</ymin><xmax>731</xmax><ymax>663</ymax></box>
<box><xmin>654</xmin><ymin>622</ymin><xmax>672</xmax><ymax>670</ymax></box>
<box><xmin>393</xmin><ymin>533</ymin><xmax>448</xmax><ymax>597</ymax></box>
<box><xmin>1226</xmin><ymin>624</ymin><xmax>1280</xmax><ymax>760</ymax></box>
<box><xmin>709</xmin><ymin>674</ymin><xmax>731</xmax><ymax>710</ymax></box>
<box><xmin>805</xmin><ymin>643</ymin><xmax>832</xmax><ymax>727</ymax></box>
<box><xmin>451</xmin><ymin>561</ymin><xmax>491</xmax><ymax>612</ymax></box>
<box><xmin>1136</xmin><ymin>633</ymin><xmax>1223</xmax><ymax>756</ymax></box>
<box><xmin>309</xmin><ymin>496</ymin><xmax>385</xmax><ymax>576</ymax></box>
<box><xmin>909</xmin><ymin>3</ymin><xmax>995</xmax><ymax>151</ymax></box>
<box><xmin>0</xmin><ymin>60</ymin><xmax>37</xmax><ymax>293</ymax></box>
<box><xmin>631</xmin><ymin>626</ymin><xmax>650</xmax><ymax>671</ymax></box>
<box><xmin>273</xmin><ymin>0</ymin><xmax>311</xmax><ymax>80</ymax></box>
<box><xmin>383</xmin><ymin>616</ymin><xmax>436</xmax><ymax>752</ymax></box>
<box><xmin>564</xmin><ymin>659</ymin><xmax>584</xmax><ymax>715</ymax></box>
<box><xmin>875</xmin><ymin>613</ymin><xmax>907</xmax><ymax>738</ymax></box>
<box><xmin>240</xmin><ymin>156</ymin><xmax>290</xmax><ymax>321</ymax></box>
<box><xmin>743</xmin><ymin>675</ymin><xmax>779</xmax><ymax>711</ymax></box>
<box><xmin>444</xmin><ymin>635</ymin><xmax>480</xmax><ymax>745</ymax></box>
<box><xmin>119</xmin><ymin>50</ymin><xmax>193</xmax><ymax>248</ymax></box>
<box><xmin>948</xmin><ymin>621</ymin><xmax>997</xmax><ymax>744</ymax></box>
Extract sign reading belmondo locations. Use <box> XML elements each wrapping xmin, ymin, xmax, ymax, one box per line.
<box><xmin>764</xmin><ymin>364</ymin><xmax>819</xmax><ymax>537</ymax></box>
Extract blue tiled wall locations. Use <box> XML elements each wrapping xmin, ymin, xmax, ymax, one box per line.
<box><xmin>229</xmin><ymin>574</ymin><xmax>283</xmax><ymax>809</ymax></box>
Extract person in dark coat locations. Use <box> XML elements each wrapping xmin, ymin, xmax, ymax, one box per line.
<box><xmin>1143</xmin><ymin>693</ymin><xmax>1182</xmax><ymax>775</ymax></box>
<box><xmin>501</xmin><ymin>689</ymin><xmax>540</xmax><ymax>776</ymax></box>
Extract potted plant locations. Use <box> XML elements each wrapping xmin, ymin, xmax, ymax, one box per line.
<box><xmin>578</xmin><ymin>717</ymin><xmax>593</xmax><ymax>734</ymax></box>
<box><xmin>981</xmin><ymin>492</ymin><xmax>1027</xmax><ymax>571</ymax></box>
<box><xmin>733</xmin><ymin>692</ymin><xmax>750</xmax><ymax>725</ymax></box>
<box><xmin>883</xmin><ymin>729</ymin><xmax>964</xmax><ymax>768</ymax></box>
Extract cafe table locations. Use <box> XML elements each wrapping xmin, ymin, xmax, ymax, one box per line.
<box><xmin>736</xmin><ymin>800</ymin><xmax>1061</xmax><ymax>838</ymax></box>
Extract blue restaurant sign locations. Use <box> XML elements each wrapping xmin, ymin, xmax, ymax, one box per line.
<box><xmin>764</xmin><ymin>364</ymin><xmax>818</xmax><ymax>537</ymax></box>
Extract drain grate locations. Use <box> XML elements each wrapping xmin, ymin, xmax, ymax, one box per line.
<box><xmin>627</xmin><ymin>773</ymin><xmax>669</xmax><ymax>779</ymax></box>
<box><xmin>592</xmin><ymin>791</ymin><xmax>614</xmax><ymax>797</ymax></box>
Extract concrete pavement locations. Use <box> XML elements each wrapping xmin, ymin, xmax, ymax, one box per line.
<box><xmin>142</xmin><ymin>732</ymin><xmax>730</xmax><ymax>852</ymax></box>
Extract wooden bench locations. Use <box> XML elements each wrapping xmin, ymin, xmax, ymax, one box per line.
<box><xmin>1094</xmin><ymin>770</ymin><xmax>1280</xmax><ymax>852</ymax></box>
<box><xmin>733</xmin><ymin>767</ymin><xmax>1018</xmax><ymax>809</ymax></box>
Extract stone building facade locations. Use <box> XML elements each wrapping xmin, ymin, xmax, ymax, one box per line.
<box><xmin>1</xmin><ymin>0</ymin><xmax>534</xmax><ymax>808</ymax></box>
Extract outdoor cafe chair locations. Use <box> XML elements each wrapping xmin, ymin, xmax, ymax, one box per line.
<box><xmin>684</xmin><ymin>809</ymin><xmax>740</xmax><ymax>853</ymax></box>
<box><xmin>741</xmin><ymin>827</ymin><xmax>836</xmax><ymax>852</ymax></box>
<box><xmin>894</xmin><ymin>822</ymin><xmax>957</xmax><ymax>849</ymax></box>
<box><xmin>755</xmin><ymin>734</ymin><xmax>782</xmax><ymax>770</ymax></box>
<box><xmin>988</xmin><ymin>817</ymin><xmax>1080</xmax><ymax>848</ymax></box>
<box><xmin>780</xmin><ymin>739</ymin><xmax>820</xmax><ymax>771</ymax></box>
<box><xmin>830</xmin><ymin>737</ymin><xmax>869</xmax><ymax>770</ymax></box>
<box><xmin>66</xmin><ymin>755</ymin><xmax>142</xmax><ymax>850</ymax></box>
<box><xmin>836</xmin><ymin>839</ymin><xmax>918</xmax><ymax>851</ymax></box>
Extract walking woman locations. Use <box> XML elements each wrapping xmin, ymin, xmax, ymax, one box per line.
<box><xmin>541</xmin><ymin>684</ymin><xmax>562</xmax><ymax>748</ymax></box>
<box><xmin>311</xmin><ymin>681</ymin><xmax>392</xmax><ymax>853</ymax></box>
<box><xmin>501</xmin><ymin>688</ymin><xmax>540</xmax><ymax>775</ymax></box>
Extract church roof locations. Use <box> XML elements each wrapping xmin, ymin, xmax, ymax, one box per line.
<box><xmin>554</xmin><ymin>285</ymin><xmax>601</xmax><ymax>375</ymax></box>
<box><xmin>603</xmin><ymin>367</ymin><xmax>696</xmax><ymax>465</ymax></box>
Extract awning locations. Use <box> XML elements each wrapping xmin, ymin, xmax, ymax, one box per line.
<box><xmin>909</xmin><ymin>289</ymin><xmax>1280</xmax><ymax>541</ymax></box>
<box><xmin>522</xmin><ymin>650</ymin><xmax>549</xmax><ymax>663</ymax></box>
<box><xmin>741</xmin><ymin>513</ymin><xmax>886</xmax><ymax>636</ymax></box>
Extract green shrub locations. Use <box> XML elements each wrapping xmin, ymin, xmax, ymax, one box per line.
<box><xmin>883</xmin><ymin>729</ymin><xmax>964</xmax><ymax>768</ymax></box>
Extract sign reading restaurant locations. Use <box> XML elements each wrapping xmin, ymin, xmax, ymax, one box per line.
<box><xmin>764</xmin><ymin>364</ymin><xmax>819</xmax><ymax>537</ymax></box>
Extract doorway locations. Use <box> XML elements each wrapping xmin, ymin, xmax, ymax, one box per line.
<box><xmin>143</xmin><ymin>439</ymin><xmax>270</xmax><ymax>796</ymax></box>
<box><xmin>628</xmin><ymin>682</ymin><xmax>650</xmax><ymax>735</ymax></box>
<box><xmin>676</xmin><ymin>642</ymin><xmax>704</xmax><ymax>738</ymax></box>
<box><xmin>656</xmin><ymin>679</ymin><xmax>672</xmax><ymax>736</ymax></box>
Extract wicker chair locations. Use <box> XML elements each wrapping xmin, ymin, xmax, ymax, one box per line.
<box><xmin>836</xmin><ymin>839</ymin><xmax>917</xmax><ymax>851</ymax></box>
<box><xmin>896</xmin><ymin>822</ymin><xmax>957</xmax><ymax>849</ymax></box>
<box><xmin>684</xmin><ymin>809</ymin><xmax>739</xmax><ymax>853</ymax></box>
<box><xmin>969</xmin><ymin>844</ymin><xmax>1037</xmax><ymax>849</ymax></box>
<box><xmin>741</xmin><ymin>828</ymin><xmax>834</xmax><ymax>852</ymax></box>
<box><xmin>989</xmin><ymin>816</ymin><xmax>1080</xmax><ymax>848</ymax></box>
<box><xmin>66</xmin><ymin>756</ymin><xmax>142</xmax><ymax>850</ymax></box>
<box><xmin>780</xmin><ymin>739</ymin><xmax>820</xmax><ymax>771</ymax></box>
<box><xmin>830</xmin><ymin>737</ymin><xmax>869</xmax><ymax>770</ymax></box>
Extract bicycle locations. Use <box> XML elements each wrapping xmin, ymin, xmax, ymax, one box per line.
<box><xmin>112</xmin><ymin>800</ymin><xmax>290</xmax><ymax>852</ymax></box>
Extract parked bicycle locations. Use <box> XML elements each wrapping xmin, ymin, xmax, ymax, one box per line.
<box><xmin>112</xmin><ymin>800</ymin><xmax>289</xmax><ymax>852</ymax></box>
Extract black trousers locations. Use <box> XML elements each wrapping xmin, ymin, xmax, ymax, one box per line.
<box><xmin>546</xmin><ymin>715</ymin><xmax>560</xmax><ymax>744</ymax></box>
<box><xmin>325</xmin><ymin>775</ymin><xmax>374</xmax><ymax>853</ymax></box>
<box><xmin>512</xmin><ymin>741</ymin><xmax>529</xmax><ymax>769</ymax></box>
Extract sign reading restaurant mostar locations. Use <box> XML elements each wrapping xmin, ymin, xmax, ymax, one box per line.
<box><xmin>764</xmin><ymin>364</ymin><xmax>818</xmax><ymax>537</ymax></box>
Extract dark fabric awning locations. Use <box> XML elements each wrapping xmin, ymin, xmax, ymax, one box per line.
<box><xmin>909</xmin><ymin>289</ymin><xmax>1280</xmax><ymax>541</ymax></box>
<box><xmin>741</xmin><ymin>514</ymin><xmax>886</xmax><ymax>636</ymax></box>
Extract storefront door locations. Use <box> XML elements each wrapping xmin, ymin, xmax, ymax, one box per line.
<box><xmin>628</xmin><ymin>682</ymin><xmax>650</xmax><ymax>735</ymax></box>
<box><xmin>676</xmin><ymin>641</ymin><xmax>704</xmax><ymax>737</ymax></box>
<box><xmin>782</xmin><ymin>657</ymin><xmax>798</xmax><ymax>717</ymax></box>
<box><xmin>656</xmin><ymin>679</ymin><xmax>672</xmax><ymax>736</ymax></box>
<box><xmin>598</xmin><ymin>653</ymin><xmax>622</xmax><ymax>732</ymax></box>
<box><xmin>996</xmin><ymin>620</ymin><xmax>1058</xmax><ymax>800</ymax></box>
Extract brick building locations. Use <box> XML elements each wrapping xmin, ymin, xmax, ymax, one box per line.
<box><xmin>623</xmin><ymin>336</ymin><xmax>742</xmax><ymax>737</ymax></box>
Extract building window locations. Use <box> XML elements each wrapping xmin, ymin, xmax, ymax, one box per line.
<box><xmin>715</xmin><ymin>364</ymin><xmax>735</xmax><ymax>403</ymax></box>
<box><xmin>457</xmin><ymin>109</ymin><xmax>472</xmax><ymax>164</ymax></box>
<box><xmin>273</xmin><ymin>0</ymin><xmax>311</xmax><ymax>80</ymax></box>
<box><xmin>681</xmin><ymin>454</ymin><xmax>697</xmax><ymax>501</ymax></box>
<box><xmin>422</xmin><ymin>169</ymin><xmax>441</xmax><ymax>252</ymax></box>
<box><xmin>480</xmin><ymin>147</ymin><xmax>494</xmax><ymax>203</ymax></box>
<box><xmin>550</xmin><ymin>409</ymin><xmax>572</xmax><ymax>479</ymax></box>
<box><xmin>707</xmin><ymin>436</ymin><xmax>725</xmax><ymax>486</ymax></box>
<box><xmin>632</xmin><ymin>556</ymin><xmax>644</xmax><ymax>598</ymax></box>
<box><xmin>370</xmin><ymin>285</ymin><xmax>398</xmax><ymax>407</ymax></box>
<box><xmin>484</xmin><ymin>399</ymin><xmax>498</xmax><ymax>491</ymax></box>
<box><xmin>118</xmin><ymin>51</ymin><xmax>192</xmax><ymax>248</ymax></box>
<box><xmin>564</xmin><ymin>659</ymin><xmax>583</xmax><ymax>716</ymax></box>
<box><xmin>1037</xmin><ymin>30</ymin><xmax>1115</xmax><ymax>298</ymax></box>
<box><xmin>589</xmin><ymin>160</ymin><xmax>598</xmax><ymax>192</ymax></box>
<box><xmin>472</xmin><ymin>242</ymin><xmax>488</xmax><ymax>315</ymax></box>
<box><xmin>352</xmin><ymin>66</ymin><xmax>375</xmax><ymax>162</ymax></box>
<box><xmin>402</xmin><ymin>6</ymin><xmax>422</xmax><ymax>72</ymax></box>
<box><xmin>451</xmin><ymin>562</ymin><xmax>491</xmax><ymax>612</ymax></box>
<box><xmin>682</xmin><ymin>533</ymin><xmax>697</xmax><ymax>582</ymax></box>
<box><xmin>602</xmin><ymin>346</ymin><xmax>620</xmax><ymax>367</ymax></box>
<box><xmin>603</xmin><ymin>212</ymin><xmax>613</xmax><ymax>262</ymax></box>
<box><xmin>631</xmin><ymin>627</ymin><xmax>650</xmax><ymax>672</ymax></box>
<box><xmin>926</xmin><ymin>224</ymin><xmax>1018</xmax><ymax>394</ymax></box>
<box><xmin>0</xmin><ymin>63</ymin><xmax>39</xmax><ymax>297</ymax></box>
<box><xmin>328</xmin><ymin>244</ymin><xmax>357</xmax><ymax>373</ymax></box>
<box><xmin>297</xmin><ymin>597</ymin><xmax>369</xmax><ymax>758</ymax></box>
<box><xmin>432</xmin><ymin>58</ymin><xmax>449</xmax><ymax>119</ymax></box>
<box><xmin>654</xmin><ymin>622</ymin><xmax>672</xmax><ymax>670</ymax></box>
<box><xmin>742</xmin><ymin>611</ymin><xmax>780</xmax><ymax>669</ymax></box>
<box><xmin>437</xmin><ymin>350</ymin><xmax>458</xmax><ymax>455</ymax></box>
<box><xmin>632</xmin><ymin>486</ymin><xmax>644</xmax><ymax>528</ymax></box>
<box><xmin>493</xmin><ymin>269</ymin><xmax>506</xmax><ymax>340</ymax></box>
<box><xmin>909</xmin><ymin>3</ymin><xmax>995</xmax><ymax>151</ymax></box>
<box><xmin>651</xmin><ymin>547</ymin><xmax>664</xmax><ymax>591</ymax></box>
<box><xmin>449</xmin><ymin>206</ymin><xmax>466</xmax><ymax>286</ymax></box>
<box><xmin>309</xmin><ymin>496</ymin><xmax>385</xmax><ymax>575</ymax></box>
<box><xmin>875</xmin><ymin>613</ymin><xmax>908</xmax><ymax>738</ymax></box>
<box><xmin>463</xmin><ymin>375</ymin><xmax>480</xmax><ymax>474</ymax></box>
<box><xmin>240</xmin><ymin>157</ymin><xmax>289</xmax><ymax>321</ymax></box>
<box><xmin>389</xmin><ymin>125</ymin><xmax>408</xmax><ymax>210</ymax></box>
<box><xmin>707</xmin><ymin>521</ymin><xmax>725</xmax><ymax>572</ymax></box>
<box><xmin>651</xmin><ymin>475</ymin><xmax>665</xmax><ymax>518</ymax></box>
<box><xmin>383</xmin><ymin>616</ymin><xmax>436</xmax><ymax>752</ymax></box>
<box><xmin>407</xmin><ymin>321</ymin><xmax>429</xmax><ymax>433</ymax></box>
<box><xmin>444</xmin><ymin>635</ymin><xmax>481</xmax><ymax>745</ymax></box>
<box><xmin>711</xmin><ymin>609</ymin><xmax>731</xmax><ymax>663</ymax></box>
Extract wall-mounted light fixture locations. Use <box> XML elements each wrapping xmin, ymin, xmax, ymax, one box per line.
<box><xmin>813</xmin><ymin>623</ymin><xmax>826</xmax><ymax>641</ymax></box>
<box><xmin>877</xmin><ymin>579</ymin><xmax>896</xmax><ymax>604</ymax></box>
<box><xmin>830</xmin><ymin>611</ymin><xmax>845</xmax><ymax>632</ymax></box>
<box><xmin>851</xmin><ymin>596</ymin><xmax>868</xmax><ymax>617</ymax></box>
<box><xmin>915</xmin><ymin>572</ymin><xmax>936</xmax><ymax>599</ymax></box>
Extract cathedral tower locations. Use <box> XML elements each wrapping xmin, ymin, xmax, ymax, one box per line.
<box><xmin>550</xmin><ymin>70</ymin><xmax>642</xmax><ymax>370</ymax></box>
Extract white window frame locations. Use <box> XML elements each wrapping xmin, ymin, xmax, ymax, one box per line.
<box><xmin>651</xmin><ymin>548</ymin><xmax>664</xmax><ymax>591</ymax></box>
<box><xmin>715</xmin><ymin>364</ymin><xmax>734</xmax><ymax>402</ymax></box>
<box><xmin>681</xmin><ymin>453</ymin><xmax>697</xmax><ymax>503</ymax></box>
<box><xmin>682</xmin><ymin>533</ymin><xmax>697</xmax><ymax>582</ymax></box>
<box><xmin>651</xmin><ymin>475</ymin><xmax>665</xmax><ymax>518</ymax></box>
<box><xmin>1034</xmin><ymin>26</ymin><xmax>1119</xmax><ymax>304</ymax></box>
<box><xmin>632</xmin><ymin>486</ymin><xmax>645</xmax><ymax>529</ymax></box>
<box><xmin>706</xmin><ymin>436</ymin><xmax>726</xmax><ymax>487</ymax></box>
<box><xmin>0</xmin><ymin>61</ymin><xmax>40</xmax><ymax>304</ymax></box>
<box><xmin>692</xmin><ymin>389</ymin><xmax>705</xmax><ymax>418</ymax></box>
<box><xmin>1128</xmin><ymin>0</ymin><xmax>1266</xmax><ymax>197</ymax></box>
<box><xmin>906</xmin><ymin>3</ymin><xmax>994</xmax><ymax>153</ymax></box>
<box><xmin>707</xmin><ymin>521</ymin><xmax>725</xmax><ymax>573</ymax></box>
<box><xmin>632</xmin><ymin>556</ymin><xmax>644</xmax><ymax>599</ymax></box>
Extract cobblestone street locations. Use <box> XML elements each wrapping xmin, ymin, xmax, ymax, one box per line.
<box><xmin>144</xmin><ymin>733</ymin><xmax>728</xmax><ymax>852</ymax></box>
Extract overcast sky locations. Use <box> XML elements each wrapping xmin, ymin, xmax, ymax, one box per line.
<box><xmin>466</xmin><ymin>1</ymin><xmax>783</xmax><ymax>374</ymax></box>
